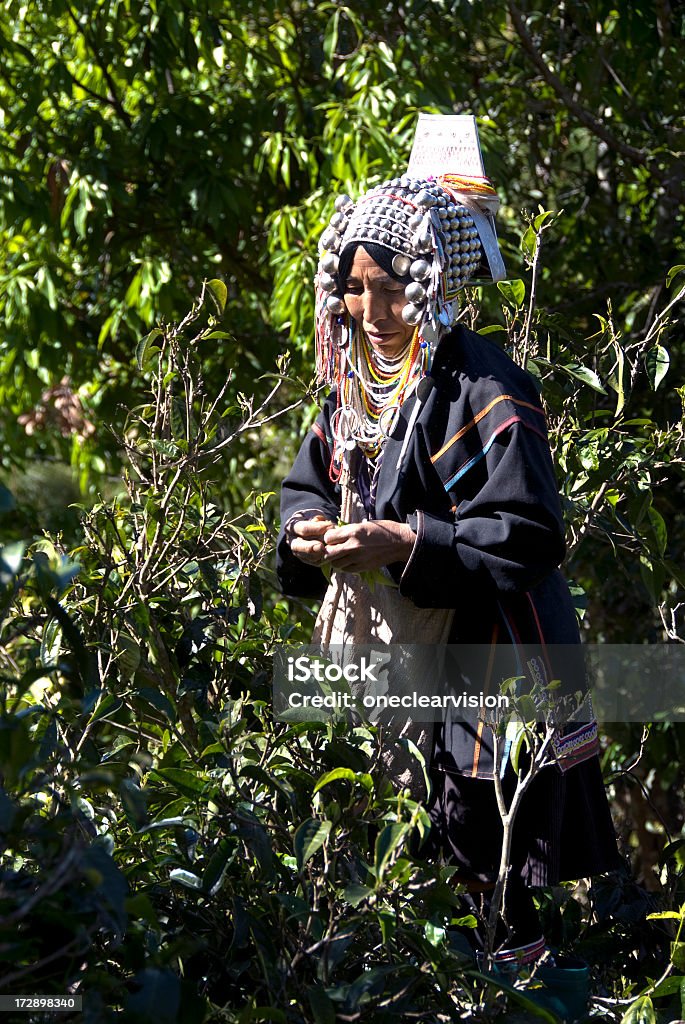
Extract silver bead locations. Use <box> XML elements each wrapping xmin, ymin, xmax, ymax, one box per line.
<box><xmin>319</xmin><ymin>272</ymin><xmax>336</xmax><ymax>293</ymax></box>
<box><xmin>330</xmin><ymin>211</ymin><xmax>347</xmax><ymax>230</ymax></box>
<box><xmin>445</xmin><ymin>244</ymin><xmax>453</xmax><ymax>256</ymax></box>
<box><xmin>321</xmin><ymin>251</ymin><xmax>339</xmax><ymax>274</ymax></box>
<box><xmin>409</xmin><ymin>212</ymin><xmax>424</xmax><ymax>230</ymax></box>
<box><xmin>405</xmin><ymin>281</ymin><xmax>427</xmax><ymax>303</ymax></box>
<box><xmin>320</xmin><ymin>227</ymin><xmax>341</xmax><ymax>250</ymax></box>
<box><xmin>326</xmin><ymin>295</ymin><xmax>345</xmax><ymax>314</ymax></box>
<box><xmin>460</xmin><ymin>241</ymin><xmax>471</xmax><ymax>253</ymax></box>
<box><xmin>414</xmin><ymin>228</ymin><xmax>433</xmax><ymax>252</ymax></box>
<box><xmin>334</xmin><ymin>194</ymin><xmax>354</xmax><ymax>212</ymax></box>
<box><xmin>410</xmin><ymin>259</ymin><xmax>431</xmax><ymax>281</ymax></box>
<box><xmin>392</xmin><ymin>254</ymin><xmax>411</xmax><ymax>276</ymax></box>
<box><xmin>415</xmin><ymin>189</ymin><xmax>436</xmax><ymax>209</ymax></box>
<box><xmin>401</xmin><ymin>303</ymin><xmax>424</xmax><ymax>325</ymax></box>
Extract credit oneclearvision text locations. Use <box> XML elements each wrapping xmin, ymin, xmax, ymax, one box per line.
<box><xmin>284</xmin><ymin>655</ymin><xmax>509</xmax><ymax>711</ymax></box>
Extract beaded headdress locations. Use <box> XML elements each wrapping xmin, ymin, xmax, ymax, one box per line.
<box><xmin>314</xmin><ymin>115</ymin><xmax>505</xmax><ymax>475</ymax></box>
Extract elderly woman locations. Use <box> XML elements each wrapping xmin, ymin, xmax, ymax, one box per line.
<box><xmin>276</xmin><ymin>169</ymin><xmax>618</xmax><ymax>982</ymax></box>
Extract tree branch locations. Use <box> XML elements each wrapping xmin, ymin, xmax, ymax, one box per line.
<box><xmin>507</xmin><ymin>3</ymin><xmax>683</xmax><ymax>201</ymax></box>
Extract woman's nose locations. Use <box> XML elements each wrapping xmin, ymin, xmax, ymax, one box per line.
<box><xmin>362</xmin><ymin>287</ymin><xmax>384</xmax><ymax>323</ymax></box>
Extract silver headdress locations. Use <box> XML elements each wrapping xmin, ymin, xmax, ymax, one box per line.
<box><xmin>313</xmin><ymin>115</ymin><xmax>506</xmax><ymax>472</ymax></box>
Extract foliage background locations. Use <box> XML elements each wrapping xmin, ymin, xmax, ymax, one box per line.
<box><xmin>1</xmin><ymin>0</ymin><xmax>684</xmax><ymax>1020</ymax></box>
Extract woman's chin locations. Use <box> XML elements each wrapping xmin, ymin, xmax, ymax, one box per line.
<box><xmin>366</xmin><ymin>332</ymin><xmax>405</xmax><ymax>356</ymax></box>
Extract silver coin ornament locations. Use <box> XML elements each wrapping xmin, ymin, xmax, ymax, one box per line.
<box><xmin>392</xmin><ymin>254</ymin><xmax>411</xmax><ymax>276</ymax></box>
<box><xmin>320</xmin><ymin>227</ymin><xmax>341</xmax><ymax>251</ymax></box>
<box><xmin>326</xmin><ymin>295</ymin><xmax>345</xmax><ymax>314</ymax></box>
<box><xmin>319</xmin><ymin>272</ymin><xmax>336</xmax><ymax>293</ymax></box>
<box><xmin>321</xmin><ymin>251</ymin><xmax>339</xmax><ymax>274</ymax></box>
<box><xmin>334</xmin><ymin>194</ymin><xmax>354</xmax><ymax>212</ymax></box>
<box><xmin>410</xmin><ymin>259</ymin><xmax>431</xmax><ymax>281</ymax></box>
<box><xmin>402</xmin><ymin>303</ymin><xmax>424</xmax><ymax>325</ymax></box>
<box><xmin>405</xmin><ymin>281</ymin><xmax>427</xmax><ymax>303</ymax></box>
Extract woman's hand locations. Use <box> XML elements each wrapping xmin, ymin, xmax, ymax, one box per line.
<box><xmin>322</xmin><ymin>520</ymin><xmax>415</xmax><ymax>573</ymax></box>
<box><xmin>289</xmin><ymin>515</ymin><xmax>335</xmax><ymax>566</ymax></box>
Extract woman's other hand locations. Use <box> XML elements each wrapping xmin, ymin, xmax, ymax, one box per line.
<box><xmin>289</xmin><ymin>515</ymin><xmax>335</xmax><ymax>566</ymax></box>
<box><xmin>322</xmin><ymin>520</ymin><xmax>415</xmax><ymax>573</ymax></box>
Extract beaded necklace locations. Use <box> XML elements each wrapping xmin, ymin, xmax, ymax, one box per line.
<box><xmin>328</xmin><ymin>321</ymin><xmax>429</xmax><ymax>472</ymax></box>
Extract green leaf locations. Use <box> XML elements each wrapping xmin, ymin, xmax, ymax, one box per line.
<box><xmin>294</xmin><ymin>818</ymin><xmax>331</xmax><ymax>870</ymax></box>
<box><xmin>672</xmin><ymin>940</ymin><xmax>685</xmax><ymax>971</ymax></box>
<box><xmin>207</xmin><ymin>278</ymin><xmax>227</xmax><ymax>314</ymax></box>
<box><xmin>313</xmin><ymin>767</ymin><xmax>358</xmax><ymax>793</ymax></box>
<box><xmin>322</xmin><ymin>8</ymin><xmax>340</xmax><ymax>62</ymax></box>
<box><xmin>509</xmin><ymin>726</ymin><xmax>530</xmax><ymax>775</ymax></box>
<box><xmin>120</xmin><ymin>778</ymin><xmax>148</xmax><ymax>829</ymax></box>
<box><xmin>136</xmin><ymin>687</ymin><xmax>177</xmax><ymax>722</ymax></box>
<box><xmin>116</xmin><ymin>632</ymin><xmax>141</xmax><ymax>679</ymax></box>
<box><xmin>0</xmin><ymin>541</ymin><xmax>26</xmax><ymax>584</ymax></box>
<box><xmin>477</xmin><ymin>324</ymin><xmax>507</xmax><ymax>335</ymax></box>
<box><xmin>374</xmin><ymin>822</ymin><xmax>408</xmax><ymax>878</ymax></box>
<box><xmin>88</xmin><ymin>693</ymin><xmax>124</xmax><ymax>725</ymax></box>
<box><xmin>136</xmin><ymin>328</ymin><xmax>163</xmax><ymax>369</ymax></box>
<box><xmin>307</xmin><ymin>986</ymin><xmax>336</xmax><ymax>1024</ymax></box>
<box><xmin>520</xmin><ymin>224</ymin><xmax>536</xmax><ymax>262</ymax></box>
<box><xmin>620</xmin><ymin>995</ymin><xmax>656</xmax><ymax>1024</ymax></box>
<box><xmin>647</xmin><ymin>506</ymin><xmax>668</xmax><ymax>558</ymax></box>
<box><xmin>40</xmin><ymin>617</ymin><xmax>62</xmax><ymax>666</ymax></box>
<box><xmin>534</xmin><ymin>209</ymin><xmax>554</xmax><ymax>230</ymax></box>
<box><xmin>424</xmin><ymin>921</ymin><xmax>446</xmax><ymax>946</ymax></box>
<box><xmin>202</xmin><ymin>837</ymin><xmax>237</xmax><ymax>895</ymax></box>
<box><xmin>343</xmin><ymin>882</ymin><xmax>373</xmax><ymax>907</ymax></box>
<box><xmin>169</xmin><ymin>868</ymin><xmax>203</xmax><ymax>890</ymax></box>
<box><xmin>645</xmin><ymin>345</ymin><xmax>669</xmax><ymax>390</ymax></box>
<box><xmin>563</xmin><ymin>361</ymin><xmax>606</xmax><ymax>393</ymax></box>
<box><xmin>666</xmin><ymin>264</ymin><xmax>685</xmax><ymax>288</ymax></box>
<box><xmin>639</xmin><ymin>554</ymin><xmax>665</xmax><ymax>606</ymax></box>
<box><xmin>151</xmin><ymin>768</ymin><xmax>207</xmax><ymax>798</ymax></box>
<box><xmin>497</xmin><ymin>278</ymin><xmax>526</xmax><ymax>307</ymax></box>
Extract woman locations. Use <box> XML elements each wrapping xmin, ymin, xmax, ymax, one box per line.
<box><xmin>276</xmin><ymin>170</ymin><xmax>618</xmax><ymax>974</ymax></box>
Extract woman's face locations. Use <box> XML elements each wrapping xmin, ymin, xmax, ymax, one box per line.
<box><xmin>342</xmin><ymin>248</ymin><xmax>413</xmax><ymax>358</ymax></box>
